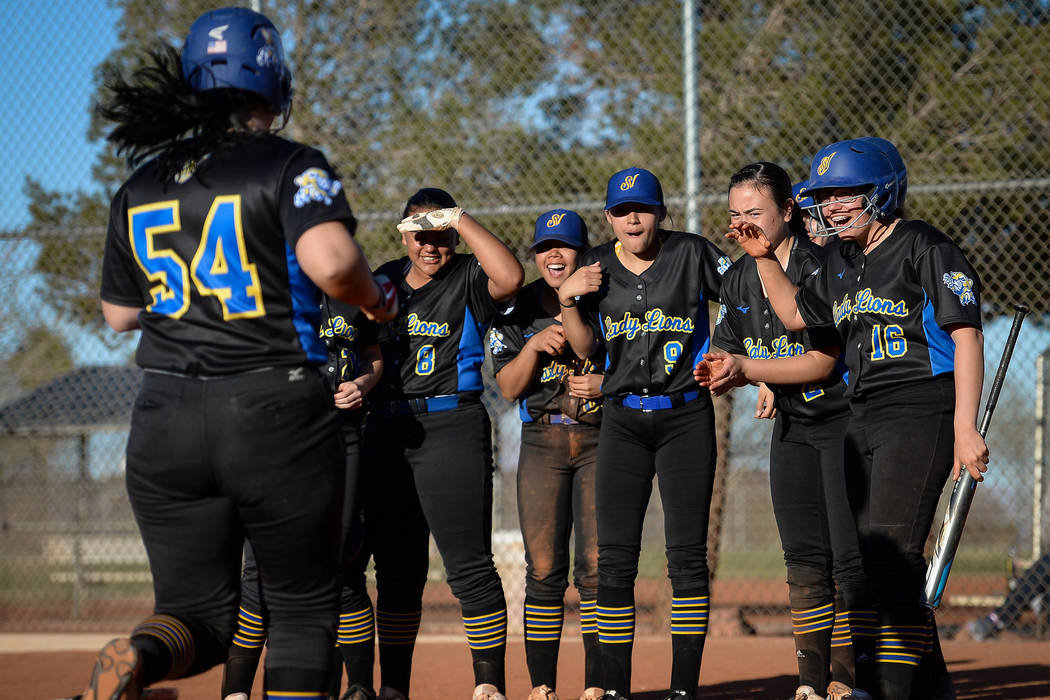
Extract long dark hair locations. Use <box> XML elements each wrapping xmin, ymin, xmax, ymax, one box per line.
<box><xmin>728</xmin><ymin>161</ymin><xmax>806</xmax><ymax>238</ymax></box>
<box><xmin>96</xmin><ymin>46</ymin><xmax>270</xmax><ymax>179</ymax></box>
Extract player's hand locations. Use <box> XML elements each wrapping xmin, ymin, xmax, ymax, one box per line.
<box><xmin>694</xmin><ymin>351</ymin><xmax>748</xmax><ymax>396</ymax></box>
<box><xmin>953</xmin><ymin>425</ymin><xmax>989</xmax><ymax>482</ymax></box>
<box><xmin>726</xmin><ymin>221</ymin><xmax>775</xmax><ymax>259</ymax></box>
<box><xmin>334</xmin><ymin>380</ymin><xmax>365</xmax><ymax>411</ymax></box>
<box><xmin>363</xmin><ymin>273</ymin><xmax>398</xmax><ymax>323</ymax></box>
<box><xmin>558</xmin><ymin>262</ymin><xmax>602</xmax><ymax>306</ymax></box>
<box><xmin>396</xmin><ymin>206</ymin><xmax>464</xmax><ymax>233</ymax></box>
<box><xmin>526</xmin><ymin>324</ymin><xmax>567</xmax><ymax>356</ymax></box>
<box><xmin>567</xmin><ymin>373</ymin><xmax>603</xmax><ymax>399</ymax></box>
<box><xmin>754</xmin><ymin>382</ymin><xmax>777</xmax><ymax>419</ymax></box>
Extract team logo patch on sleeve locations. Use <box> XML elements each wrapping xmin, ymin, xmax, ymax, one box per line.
<box><xmin>942</xmin><ymin>271</ymin><xmax>976</xmax><ymax>306</ymax></box>
<box><xmin>293</xmin><ymin>167</ymin><xmax>342</xmax><ymax>208</ymax></box>
<box><xmin>715</xmin><ymin>304</ymin><xmax>726</xmax><ymax>325</ymax></box>
<box><xmin>717</xmin><ymin>256</ymin><xmax>732</xmax><ymax>275</ymax></box>
<box><xmin>488</xmin><ymin>328</ymin><xmax>508</xmax><ymax>355</ymax></box>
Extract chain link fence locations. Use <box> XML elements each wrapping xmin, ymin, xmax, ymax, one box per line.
<box><xmin>2</xmin><ymin>0</ymin><xmax>1049</xmax><ymax>641</ymax></box>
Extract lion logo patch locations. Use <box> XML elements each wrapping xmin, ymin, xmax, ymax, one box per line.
<box><xmin>293</xmin><ymin>167</ymin><xmax>342</xmax><ymax>208</ymax></box>
<box><xmin>942</xmin><ymin>271</ymin><xmax>976</xmax><ymax>306</ymax></box>
<box><xmin>488</xmin><ymin>328</ymin><xmax>508</xmax><ymax>355</ymax></box>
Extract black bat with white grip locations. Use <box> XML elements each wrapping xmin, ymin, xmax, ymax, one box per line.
<box><xmin>922</xmin><ymin>303</ymin><xmax>1030</xmax><ymax>610</ymax></box>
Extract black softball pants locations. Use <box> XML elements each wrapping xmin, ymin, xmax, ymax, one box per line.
<box><xmin>770</xmin><ymin>411</ymin><xmax>869</xmax><ymax>690</ymax></box>
<box><xmin>125</xmin><ymin>367</ymin><xmax>343</xmax><ymax>694</ymax></box>
<box><xmin>770</xmin><ymin>412</ymin><xmax>866</xmax><ymax>607</ymax></box>
<box><xmin>364</xmin><ymin>401</ymin><xmax>507</xmax><ymax>688</ymax></box>
<box><xmin>354</xmin><ymin>418</ymin><xmax>431</xmax><ymax>695</ymax></box>
<box><xmin>595</xmin><ymin>394</ymin><xmax>717</xmax><ymax>697</ymax></box>
<box><xmin>848</xmin><ymin>376</ymin><xmax>956</xmax><ymax>700</ymax></box>
<box><xmin>224</xmin><ymin>417</ymin><xmax>366</xmax><ymax>698</ymax></box>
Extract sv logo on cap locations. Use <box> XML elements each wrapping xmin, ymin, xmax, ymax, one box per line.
<box><xmin>621</xmin><ymin>174</ymin><xmax>638</xmax><ymax>190</ymax></box>
<box><xmin>817</xmin><ymin>152</ymin><xmax>837</xmax><ymax>176</ymax></box>
<box><xmin>547</xmin><ymin>213</ymin><xmax>565</xmax><ymax>227</ymax></box>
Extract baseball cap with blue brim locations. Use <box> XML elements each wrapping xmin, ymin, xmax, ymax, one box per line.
<box><xmin>531</xmin><ymin>209</ymin><xmax>588</xmax><ymax>250</ymax></box>
<box><xmin>605</xmin><ymin>167</ymin><xmax>664</xmax><ymax>210</ymax></box>
<box><xmin>792</xmin><ymin>181</ymin><xmax>814</xmax><ymax>210</ymax></box>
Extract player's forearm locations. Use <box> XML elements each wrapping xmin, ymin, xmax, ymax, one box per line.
<box><xmin>739</xmin><ymin>348</ymin><xmax>837</xmax><ymax>385</ymax></box>
<box><xmin>296</xmin><ymin>222</ymin><xmax>383</xmax><ymax>308</ymax></box>
<box><xmin>353</xmin><ymin>344</ymin><xmax>383</xmax><ymax>396</ymax></box>
<box><xmin>101</xmin><ymin>300</ymin><xmax>141</xmax><ymax>332</ymax></box>
<box><xmin>456</xmin><ymin>213</ymin><xmax>524</xmax><ymax>302</ymax></box>
<box><xmin>754</xmin><ymin>256</ymin><xmax>807</xmax><ymax>331</ymax></box>
<box><xmin>559</xmin><ymin>306</ymin><xmax>599</xmax><ymax>360</ymax></box>
<box><xmin>494</xmin><ymin>350</ymin><xmax>542</xmax><ymax>401</ymax></box>
<box><xmin>950</xmin><ymin>325</ymin><xmax>985</xmax><ymax>430</ymax></box>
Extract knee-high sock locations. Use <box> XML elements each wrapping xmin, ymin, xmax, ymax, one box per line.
<box><xmin>670</xmin><ymin>591</ymin><xmax>709</xmax><ymax>696</ymax></box>
<box><xmin>221</xmin><ymin>606</ymin><xmax>266</xmax><ymax>698</ymax></box>
<box><xmin>336</xmin><ymin>605</ymin><xmax>375</xmax><ymax>692</ymax></box>
<box><xmin>597</xmin><ymin>586</ymin><xmax>635</xmax><ymax>695</ymax></box>
<box><xmin>829</xmin><ymin>604</ymin><xmax>855</xmax><ymax>688</ymax></box>
<box><xmin>462</xmin><ymin>603</ymin><xmax>508</xmax><ymax>692</ymax></box>
<box><xmin>377</xmin><ymin>607</ymin><xmax>422</xmax><ymax>695</ymax></box>
<box><xmin>791</xmin><ymin>602</ymin><xmax>834</xmax><ymax>690</ymax></box>
<box><xmin>876</xmin><ymin>617</ymin><xmax>930</xmax><ymax>700</ymax></box>
<box><xmin>579</xmin><ymin>599</ymin><xmax>602</xmax><ymax>690</ymax></box>
<box><xmin>523</xmin><ymin>597</ymin><xmax>564</xmax><ymax>689</ymax></box>
<box><xmin>847</xmin><ymin>609</ymin><xmax>877</xmax><ymax>693</ymax></box>
<box><xmin>133</xmin><ymin>614</ymin><xmax>196</xmax><ymax>687</ymax></box>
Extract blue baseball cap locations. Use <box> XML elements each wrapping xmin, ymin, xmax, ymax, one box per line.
<box><xmin>531</xmin><ymin>209</ymin><xmax>588</xmax><ymax>250</ymax></box>
<box><xmin>605</xmin><ymin>167</ymin><xmax>664</xmax><ymax>210</ymax></box>
<box><xmin>792</xmin><ymin>181</ymin><xmax>814</xmax><ymax>210</ymax></box>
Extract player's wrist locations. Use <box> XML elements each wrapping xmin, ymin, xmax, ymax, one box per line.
<box><xmin>448</xmin><ymin>206</ymin><xmax>464</xmax><ymax>228</ymax></box>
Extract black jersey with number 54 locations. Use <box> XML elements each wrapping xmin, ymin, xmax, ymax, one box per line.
<box><xmin>101</xmin><ymin>133</ymin><xmax>356</xmax><ymax>376</ymax></box>
<box><xmin>578</xmin><ymin>231</ymin><xmax>730</xmax><ymax>397</ymax></box>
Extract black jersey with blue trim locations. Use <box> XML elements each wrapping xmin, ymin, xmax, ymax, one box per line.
<box><xmin>578</xmin><ymin>230</ymin><xmax>729</xmax><ymax>397</ymax></box>
<box><xmin>100</xmin><ymin>132</ymin><xmax>356</xmax><ymax>376</ymax></box>
<box><xmin>369</xmin><ymin>253</ymin><xmax>500</xmax><ymax>400</ymax></box>
<box><xmin>490</xmin><ymin>279</ymin><xmax>604</xmax><ymax>424</ymax></box>
<box><xmin>796</xmin><ymin>220</ymin><xmax>982</xmax><ymax>397</ymax></box>
<box><xmin>714</xmin><ymin>236</ymin><xmax>849</xmax><ymax>419</ymax></box>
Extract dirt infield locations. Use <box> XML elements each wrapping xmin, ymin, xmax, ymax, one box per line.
<box><xmin>4</xmin><ymin>635</ymin><xmax>1048</xmax><ymax>700</ymax></box>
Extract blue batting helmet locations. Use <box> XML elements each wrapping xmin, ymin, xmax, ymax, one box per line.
<box><xmin>858</xmin><ymin>136</ymin><xmax>908</xmax><ymax>209</ymax></box>
<box><xmin>181</xmin><ymin>7</ymin><xmax>292</xmax><ymax>117</ymax></box>
<box><xmin>802</xmin><ymin>138</ymin><xmax>899</xmax><ymax>236</ymax></box>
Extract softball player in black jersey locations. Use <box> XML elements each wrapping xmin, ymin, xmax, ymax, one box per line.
<box><xmin>723</xmin><ymin>139</ymin><xmax>986</xmax><ymax>700</ymax></box>
<box><xmin>702</xmin><ymin>163</ymin><xmax>871</xmax><ymax>700</ymax></box>
<box><xmin>220</xmin><ymin>299</ymin><xmax>383</xmax><ymax>700</ymax></box>
<box><xmin>558</xmin><ymin>168</ymin><xmax>730</xmax><ymax>700</ymax></box>
<box><xmin>490</xmin><ymin>210</ymin><xmax>604</xmax><ymax>700</ymax></box>
<box><xmin>362</xmin><ymin>188</ymin><xmax>523</xmax><ymax>700</ymax></box>
<box><xmin>86</xmin><ymin>8</ymin><xmax>395</xmax><ymax>700</ymax></box>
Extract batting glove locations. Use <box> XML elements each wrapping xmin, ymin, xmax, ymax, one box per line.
<box><xmin>396</xmin><ymin>206</ymin><xmax>464</xmax><ymax>233</ymax></box>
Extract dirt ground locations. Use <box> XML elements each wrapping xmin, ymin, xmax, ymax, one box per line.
<box><xmin>4</xmin><ymin>634</ymin><xmax>1049</xmax><ymax>700</ymax></box>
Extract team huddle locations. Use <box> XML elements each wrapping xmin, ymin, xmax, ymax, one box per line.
<box><xmin>75</xmin><ymin>6</ymin><xmax>987</xmax><ymax>700</ymax></box>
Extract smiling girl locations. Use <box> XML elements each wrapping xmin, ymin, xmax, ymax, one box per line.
<box><xmin>490</xmin><ymin>210</ymin><xmax>604</xmax><ymax>700</ymax></box>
